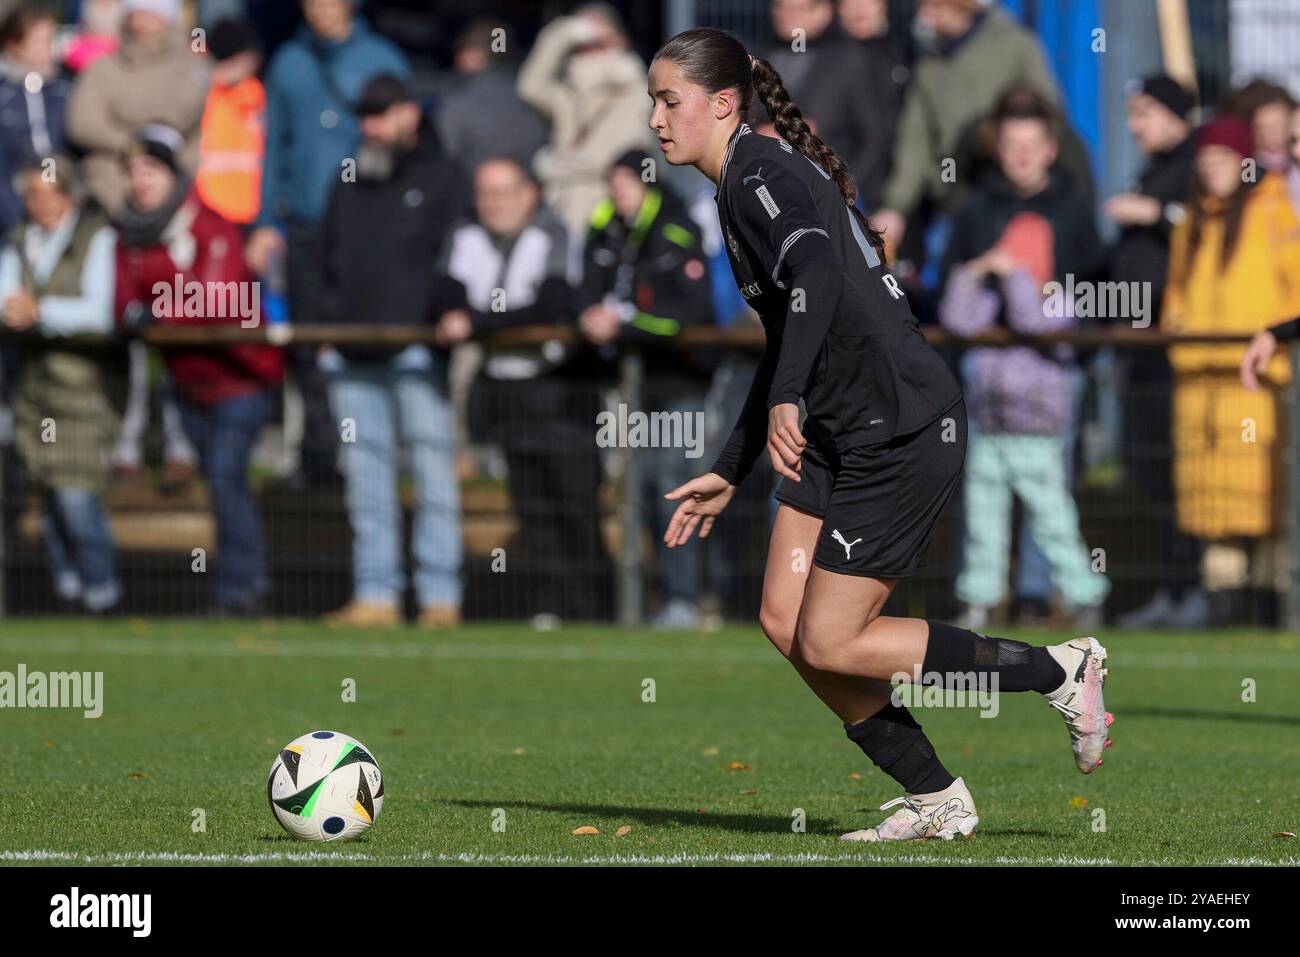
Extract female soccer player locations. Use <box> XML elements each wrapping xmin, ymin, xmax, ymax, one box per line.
<box><xmin>651</xmin><ymin>28</ymin><xmax>1112</xmax><ymax>842</ymax></box>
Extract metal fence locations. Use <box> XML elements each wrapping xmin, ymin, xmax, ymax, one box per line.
<box><xmin>1</xmin><ymin>322</ymin><xmax>1294</xmax><ymax>630</ymax></box>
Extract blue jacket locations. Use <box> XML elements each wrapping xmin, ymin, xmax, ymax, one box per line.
<box><xmin>0</xmin><ymin>68</ymin><xmax>70</xmax><ymax>234</ymax></box>
<box><xmin>258</xmin><ymin>19</ymin><xmax>408</xmax><ymax>230</ymax></box>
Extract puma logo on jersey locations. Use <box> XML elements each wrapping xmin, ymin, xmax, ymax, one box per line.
<box><xmin>831</xmin><ymin>529</ymin><xmax>863</xmax><ymax>559</ymax></box>
<box><xmin>882</xmin><ymin>274</ymin><xmax>904</xmax><ymax>300</ymax></box>
<box><xmin>742</xmin><ymin>167</ymin><xmax>765</xmax><ymax>185</ymax></box>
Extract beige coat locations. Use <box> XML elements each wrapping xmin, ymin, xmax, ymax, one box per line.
<box><xmin>66</xmin><ymin>29</ymin><xmax>212</xmax><ymax>216</ymax></box>
<box><xmin>518</xmin><ymin>16</ymin><xmax>655</xmax><ymax>234</ymax></box>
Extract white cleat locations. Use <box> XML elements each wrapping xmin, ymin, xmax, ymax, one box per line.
<box><xmin>1045</xmin><ymin>636</ymin><xmax>1112</xmax><ymax>773</ymax></box>
<box><xmin>841</xmin><ymin>776</ymin><xmax>979</xmax><ymax>842</ymax></box>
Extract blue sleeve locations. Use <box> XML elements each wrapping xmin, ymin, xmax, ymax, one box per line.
<box><xmin>255</xmin><ymin>55</ymin><xmax>291</xmax><ymax>231</ymax></box>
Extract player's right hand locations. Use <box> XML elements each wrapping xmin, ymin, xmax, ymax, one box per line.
<box><xmin>663</xmin><ymin>472</ymin><xmax>735</xmax><ymax>548</ymax></box>
<box><xmin>767</xmin><ymin>402</ymin><xmax>805</xmax><ymax>482</ymax></box>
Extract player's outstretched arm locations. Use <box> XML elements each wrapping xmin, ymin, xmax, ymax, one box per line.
<box><xmin>663</xmin><ymin>473</ymin><xmax>736</xmax><ymax>548</ymax></box>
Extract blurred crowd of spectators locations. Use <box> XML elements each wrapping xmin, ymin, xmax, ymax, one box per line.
<box><xmin>2</xmin><ymin>0</ymin><xmax>1298</xmax><ymax>629</ymax></box>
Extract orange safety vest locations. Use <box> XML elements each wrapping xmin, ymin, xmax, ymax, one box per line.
<box><xmin>196</xmin><ymin>76</ymin><xmax>266</xmax><ymax>225</ymax></box>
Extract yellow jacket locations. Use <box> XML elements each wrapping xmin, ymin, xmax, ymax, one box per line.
<box><xmin>1161</xmin><ymin>171</ymin><xmax>1300</xmax><ymax>539</ymax></box>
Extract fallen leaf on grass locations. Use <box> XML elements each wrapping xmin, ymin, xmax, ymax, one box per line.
<box><xmin>572</xmin><ymin>826</ymin><xmax>600</xmax><ymax>836</ymax></box>
<box><xmin>1273</xmin><ymin>831</ymin><xmax>1296</xmax><ymax>839</ymax></box>
<box><xmin>727</xmin><ymin>761</ymin><xmax>752</xmax><ymax>771</ymax></box>
<box><xmin>848</xmin><ymin>772</ymin><xmax>862</xmax><ymax>781</ymax></box>
<box><xmin>615</xmin><ymin>826</ymin><xmax>632</xmax><ymax>837</ymax></box>
<box><xmin>1069</xmin><ymin>796</ymin><xmax>1089</xmax><ymax>808</ymax></box>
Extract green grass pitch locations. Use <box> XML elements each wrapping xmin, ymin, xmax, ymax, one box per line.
<box><xmin>1</xmin><ymin>619</ymin><xmax>1297</xmax><ymax>866</ymax></box>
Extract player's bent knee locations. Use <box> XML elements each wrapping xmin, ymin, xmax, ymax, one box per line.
<box><xmin>794</xmin><ymin>614</ymin><xmax>849</xmax><ymax>673</ymax></box>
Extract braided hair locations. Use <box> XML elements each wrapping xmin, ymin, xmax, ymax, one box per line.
<box><xmin>653</xmin><ymin>27</ymin><xmax>887</xmax><ymax>260</ymax></box>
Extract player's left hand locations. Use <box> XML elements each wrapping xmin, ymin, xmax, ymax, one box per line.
<box><xmin>767</xmin><ymin>402</ymin><xmax>805</xmax><ymax>482</ymax></box>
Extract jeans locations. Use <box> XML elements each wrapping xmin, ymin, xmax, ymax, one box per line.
<box><xmin>177</xmin><ymin>388</ymin><xmax>276</xmax><ymax>606</ymax></box>
<box><xmin>43</xmin><ymin>486</ymin><xmax>119</xmax><ymax>611</ymax></box>
<box><xmin>325</xmin><ymin>347</ymin><xmax>462</xmax><ymax>607</ymax></box>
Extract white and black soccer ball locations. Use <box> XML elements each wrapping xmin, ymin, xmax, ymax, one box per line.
<box><xmin>267</xmin><ymin>730</ymin><xmax>384</xmax><ymax>842</ymax></box>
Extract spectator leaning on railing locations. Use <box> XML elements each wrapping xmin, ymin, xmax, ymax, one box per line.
<box><xmin>66</xmin><ymin>0</ymin><xmax>208</xmax><ymax>490</ymax></box>
<box><xmin>1162</xmin><ymin>115</ymin><xmax>1300</xmax><ymax>626</ymax></box>
<box><xmin>434</xmin><ymin>156</ymin><xmax>610</xmax><ymax>627</ymax></box>
<box><xmin>939</xmin><ymin>85</ymin><xmax>1109</xmax><ymax>631</ymax></box>
<box><xmin>317</xmin><ymin>74</ymin><xmax>472</xmax><ymax>630</ymax></box>
<box><xmin>0</xmin><ymin>154</ymin><xmax>123</xmax><ymax>614</ymax></box>
<box><xmin>115</xmin><ymin>125</ymin><xmax>284</xmax><ymax>617</ymax></box>
<box><xmin>577</xmin><ymin>149</ymin><xmax>715</xmax><ymax>630</ymax></box>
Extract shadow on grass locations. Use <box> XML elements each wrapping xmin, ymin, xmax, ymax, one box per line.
<box><xmin>445</xmin><ymin>797</ymin><xmax>1002</xmax><ymax>837</ymax></box>
<box><xmin>448</xmin><ymin>798</ymin><xmax>809</xmax><ymax>833</ymax></box>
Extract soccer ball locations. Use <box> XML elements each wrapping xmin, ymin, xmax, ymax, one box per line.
<box><xmin>267</xmin><ymin>730</ymin><xmax>384</xmax><ymax>842</ymax></box>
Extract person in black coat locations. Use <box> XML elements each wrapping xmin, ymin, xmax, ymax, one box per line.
<box><xmin>836</xmin><ymin>0</ymin><xmax>909</xmax><ymax>211</ymax></box>
<box><xmin>755</xmin><ymin>0</ymin><xmax>884</xmax><ymax>205</ymax></box>
<box><xmin>1104</xmin><ymin>74</ymin><xmax>1202</xmax><ymax>630</ymax></box>
<box><xmin>317</xmin><ymin>73</ymin><xmax>474</xmax><ymax>629</ymax></box>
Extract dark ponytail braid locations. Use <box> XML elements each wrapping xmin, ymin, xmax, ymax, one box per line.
<box><xmin>749</xmin><ymin>55</ymin><xmax>887</xmax><ymax>260</ymax></box>
<box><xmin>653</xmin><ymin>28</ymin><xmax>887</xmax><ymax>261</ymax></box>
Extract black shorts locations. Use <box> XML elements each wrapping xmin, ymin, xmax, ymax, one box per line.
<box><xmin>774</xmin><ymin>398</ymin><xmax>967</xmax><ymax>578</ymax></box>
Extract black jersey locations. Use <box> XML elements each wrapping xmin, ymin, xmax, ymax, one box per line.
<box><xmin>709</xmin><ymin>123</ymin><xmax>961</xmax><ymax>486</ymax></box>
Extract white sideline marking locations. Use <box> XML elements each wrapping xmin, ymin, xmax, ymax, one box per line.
<box><xmin>3</xmin><ymin>849</ymin><xmax>1297</xmax><ymax>866</ymax></box>
<box><xmin>0</xmin><ymin>636</ymin><xmax>1298</xmax><ymax>672</ymax></box>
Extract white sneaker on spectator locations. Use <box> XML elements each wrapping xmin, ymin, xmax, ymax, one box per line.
<box><xmin>652</xmin><ymin>598</ymin><xmax>700</xmax><ymax>631</ymax></box>
<box><xmin>954</xmin><ymin>604</ymin><xmax>989</xmax><ymax>631</ymax></box>
<box><xmin>1116</xmin><ymin>588</ymin><xmax>1174</xmax><ymax>629</ymax></box>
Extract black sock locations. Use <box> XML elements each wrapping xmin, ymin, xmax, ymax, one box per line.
<box><xmin>845</xmin><ymin>700</ymin><xmax>955</xmax><ymax>795</ymax></box>
<box><xmin>922</xmin><ymin>619</ymin><xmax>1064</xmax><ymax>694</ymax></box>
